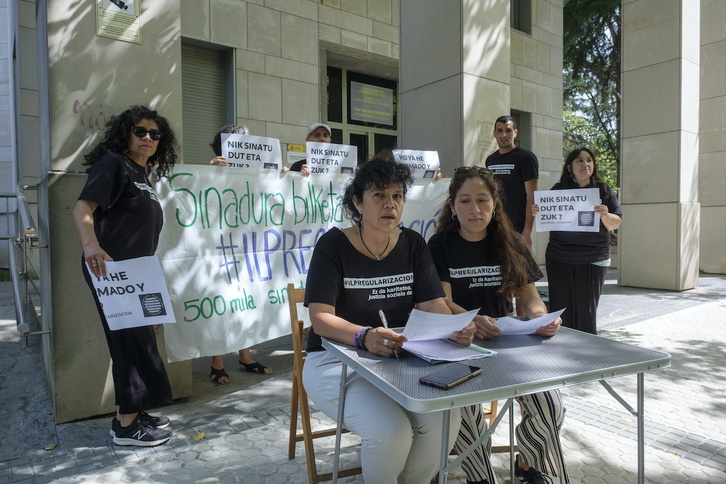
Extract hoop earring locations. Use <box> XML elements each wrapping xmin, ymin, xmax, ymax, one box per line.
<box><xmin>452</xmin><ymin>213</ymin><xmax>457</xmax><ymax>220</ymax></box>
<box><xmin>492</xmin><ymin>211</ymin><xmax>496</xmax><ymax>217</ymax></box>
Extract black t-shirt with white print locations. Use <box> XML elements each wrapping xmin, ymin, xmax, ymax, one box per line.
<box><xmin>485</xmin><ymin>147</ymin><xmax>539</xmax><ymax>233</ymax></box>
<box><xmin>79</xmin><ymin>152</ymin><xmax>163</xmax><ymax>261</ymax></box>
<box><xmin>428</xmin><ymin>231</ymin><xmax>541</xmax><ymax>318</ymax></box>
<box><xmin>305</xmin><ymin>227</ymin><xmax>445</xmax><ymax>353</ymax></box>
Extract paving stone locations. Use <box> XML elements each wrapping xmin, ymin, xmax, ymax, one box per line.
<box><xmin>3</xmin><ymin>276</ymin><xmax>726</xmax><ymax>483</ymax></box>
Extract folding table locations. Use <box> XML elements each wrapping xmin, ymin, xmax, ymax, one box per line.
<box><xmin>323</xmin><ymin>327</ymin><xmax>671</xmax><ymax>483</ymax></box>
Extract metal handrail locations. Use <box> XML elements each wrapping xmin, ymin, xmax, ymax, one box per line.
<box><xmin>7</xmin><ymin>238</ymin><xmax>30</xmax><ymax>334</ymax></box>
<box><xmin>16</xmin><ymin>184</ymin><xmax>37</xmax><ymax>237</ymax></box>
<box><xmin>1</xmin><ymin>186</ymin><xmax>42</xmax><ymax>335</ymax></box>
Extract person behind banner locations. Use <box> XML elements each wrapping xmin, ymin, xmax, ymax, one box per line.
<box><xmin>207</xmin><ymin>124</ymin><xmax>272</xmax><ymax>383</ymax></box>
<box><xmin>302</xmin><ymin>156</ymin><xmax>475</xmax><ymax>483</ymax></box>
<box><xmin>283</xmin><ymin>122</ymin><xmax>331</xmax><ymax>175</ymax></box>
<box><xmin>531</xmin><ymin>147</ymin><xmax>621</xmax><ymax>335</ymax></box>
<box><xmin>429</xmin><ymin>166</ymin><xmax>567</xmax><ymax>484</ymax></box>
<box><xmin>72</xmin><ymin>105</ymin><xmax>177</xmax><ymax>447</ymax></box>
<box><xmin>211</xmin><ymin>124</ymin><xmax>300</xmax><ymax>177</ymax></box>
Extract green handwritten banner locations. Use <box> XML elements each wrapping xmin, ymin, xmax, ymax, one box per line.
<box><xmin>156</xmin><ymin>165</ymin><xmax>448</xmax><ymax>362</ymax></box>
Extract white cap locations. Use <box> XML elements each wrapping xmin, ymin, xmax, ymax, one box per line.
<box><xmin>306</xmin><ymin>123</ymin><xmax>332</xmax><ymax>138</ymax></box>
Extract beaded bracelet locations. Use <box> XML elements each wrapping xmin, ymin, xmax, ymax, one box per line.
<box><xmin>354</xmin><ymin>326</ymin><xmax>372</xmax><ymax>349</ymax></box>
<box><xmin>359</xmin><ymin>327</ymin><xmax>373</xmax><ymax>350</ymax></box>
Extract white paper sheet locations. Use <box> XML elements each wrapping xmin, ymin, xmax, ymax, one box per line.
<box><xmin>534</xmin><ymin>188</ymin><xmax>600</xmax><ymax>232</ymax></box>
<box><xmin>401</xmin><ymin>308</ymin><xmax>480</xmax><ymax>341</ymax></box>
<box><xmin>400</xmin><ymin>308</ymin><xmax>491</xmax><ymax>363</ymax></box>
<box><xmin>85</xmin><ymin>256</ymin><xmax>176</xmax><ymax>331</ymax></box>
<box><xmin>494</xmin><ymin>308</ymin><xmax>566</xmax><ymax>335</ymax></box>
<box><xmin>403</xmin><ymin>340</ymin><xmax>494</xmax><ymax>363</ymax></box>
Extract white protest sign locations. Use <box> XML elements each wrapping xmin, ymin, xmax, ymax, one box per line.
<box><xmin>306</xmin><ymin>142</ymin><xmax>357</xmax><ymax>174</ymax></box>
<box><xmin>155</xmin><ymin>166</ymin><xmax>449</xmax><ymax>362</ymax></box>
<box><xmin>392</xmin><ymin>150</ymin><xmax>440</xmax><ymax>179</ymax></box>
<box><xmin>85</xmin><ymin>256</ymin><xmax>176</xmax><ymax>331</ymax></box>
<box><xmin>535</xmin><ymin>188</ymin><xmax>600</xmax><ymax>232</ymax></box>
<box><xmin>221</xmin><ymin>133</ymin><xmax>282</xmax><ymax>170</ymax></box>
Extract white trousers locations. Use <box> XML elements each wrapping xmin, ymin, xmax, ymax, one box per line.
<box><xmin>303</xmin><ymin>351</ymin><xmax>461</xmax><ymax>484</ymax></box>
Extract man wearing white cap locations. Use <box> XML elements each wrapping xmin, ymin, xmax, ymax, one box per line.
<box><xmin>287</xmin><ymin>123</ymin><xmax>332</xmax><ymax>175</ymax></box>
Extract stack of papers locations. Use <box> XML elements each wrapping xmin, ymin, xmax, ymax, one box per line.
<box><xmin>401</xmin><ymin>309</ymin><xmax>495</xmax><ymax>364</ymax></box>
<box><xmin>399</xmin><ymin>307</ymin><xmax>567</xmax><ymax>364</ymax></box>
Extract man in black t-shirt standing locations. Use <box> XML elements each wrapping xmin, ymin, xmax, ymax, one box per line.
<box><xmin>485</xmin><ymin>115</ymin><xmax>539</xmax><ymax>249</ymax></box>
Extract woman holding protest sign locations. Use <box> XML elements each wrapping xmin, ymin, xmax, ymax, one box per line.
<box><xmin>429</xmin><ymin>166</ymin><xmax>567</xmax><ymax>484</ymax></box>
<box><xmin>302</xmin><ymin>155</ymin><xmax>475</xmax><ymax>483</ymax></box>
<box><xmin>207</xmin><ymin>124</ymin><xmax>273</xmax><ymax>384</ymax></box>
<box><xmin>73</xmin><ymin>105</ymin><xmax>177</xmax><ymax>447</ymax></box>
<box><xmin>532</xmin><ymin>147</ymin><xmax>621</xmax><ymax>335</ymax></box>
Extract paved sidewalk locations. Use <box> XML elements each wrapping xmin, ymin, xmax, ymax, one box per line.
<box><xmin>1</xmin><ymin>271</ymin><xmax>725</xmax><ymax>483</ymax></box>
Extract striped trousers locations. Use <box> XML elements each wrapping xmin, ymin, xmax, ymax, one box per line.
<box><xmin>454</xmin><ymin>390</ymin><xmax>569</xmax><ymax>484</ymax></box>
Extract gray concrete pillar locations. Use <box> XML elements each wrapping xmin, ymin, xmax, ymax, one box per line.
<box><xmin>620</xmin><ymin>0</ymin><xmax>700</xmax><ymax>290</ymax></box>
<box><xmin>399</xmin><ymin>0</ymin><xmax>511</xmax><ymax>173</ymax></box>
<box><xmin>699</xmin><ymin>0</ymin><xmax>726</xmax><ymax>274</ymax></box>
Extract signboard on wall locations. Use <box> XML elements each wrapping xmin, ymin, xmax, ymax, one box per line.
<box><xmin>350</xmin><ymin>81</ymin><xmax>393</xmax><ymax>125</ymax></box>
<box><xmin>96</xmin><ymin>0</ymin><xmax>142</xmax><ymax>44</ymax></box>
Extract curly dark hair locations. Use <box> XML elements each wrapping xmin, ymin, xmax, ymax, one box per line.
<box><xmin>83</xmin><ymin>105</ymin><xmax>178</xmax><ymax>180</ymax></box>
<box><xmin>558</xmin><ymin>147</ymin><xmax>603</xmax><ymax>188</ymax></box>
<box><xmin>343</xmin><ymin>155</ymin><xmax>413</xmax><ymax>226</ymax></box>
<box><xmin>435</xmin><ymin>166</ymin><xmax>534</xmax><ymax>299</ymax></box>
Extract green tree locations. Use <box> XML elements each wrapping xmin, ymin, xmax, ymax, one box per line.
<box><xmin>563</xmin><ymin>0</ymin><xmax>621</xmax><ymax>188</ymax></box>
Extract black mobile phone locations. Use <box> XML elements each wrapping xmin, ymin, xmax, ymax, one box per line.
<box><xmin>419</xmin><ymin>363</ymin><xmax>483</xmax><ymax>390</ymax></box>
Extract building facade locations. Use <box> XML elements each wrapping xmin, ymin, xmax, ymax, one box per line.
<box><xmin>0</xmin><ymin>0</ymin><xmax>722</xmax><ymax>421</ymax></box>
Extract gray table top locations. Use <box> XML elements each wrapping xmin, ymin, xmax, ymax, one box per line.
<box><xmin>322</xmin><ymin>327</ymin><xmax>671</xmax><ymax>413</ymax></box>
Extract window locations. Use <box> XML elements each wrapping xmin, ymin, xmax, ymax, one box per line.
<box><xmin>511</xmin><ymin>110</ymin><xmax>532</xmax><ymax>150</ymax></box>
<box><xmin>326</xmin><ymin>66</ymin><xmax>398</xmax><ymax>165</ymax></box>
<box><xmin>511</xmin><ymin>0</ymin><xmax>532</xmax><ymax>35</ymax></box>
<box><xmin>181</xmin><ymin>43</ymin><xmax>232</xmax><ymax>164</ymax></box>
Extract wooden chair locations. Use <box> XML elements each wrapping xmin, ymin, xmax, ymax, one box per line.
<box><xmin>286</xmin><ymin>283</ymin><xmax>362</xmax><ymax>483</ymax></box>
<box><xmin>486</xmin><ymin>400</ymin><xmax>519</xmax><ymax>454</ymax></box>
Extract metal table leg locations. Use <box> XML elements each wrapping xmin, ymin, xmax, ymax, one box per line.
<box><xmin>438</xmin><ymin>409</ymin><xmax>452</xmax><ymax>484</ymax></box>
<box><xmin>510</xmin><ymin>402</ymin><xmax>516</xmax><ymax>484</ymax></box>
<box><xmin>637</xmin><ymin>372</ymin><xmax>644</xmax><ymax>484</ymax></box>
<box><xmin>332</xmin><ymin>362</ymin><xmax>348</xmax><ymax>483</ymax></box>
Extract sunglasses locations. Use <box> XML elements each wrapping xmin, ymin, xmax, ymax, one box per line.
<box><xmin>454</xmin><ymin>166</ymin><xmax>493</xmax><ymax>176</ymax></box>
<box><xmin>131</xmin><ymin>126</ymin><xmax>163</xmax><ymax>141</ymax></box>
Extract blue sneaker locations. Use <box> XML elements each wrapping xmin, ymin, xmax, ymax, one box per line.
<box><xmin>138</xmin><ymin>411</ymin><xmax>170</xmax><ymax>429</ymax></box>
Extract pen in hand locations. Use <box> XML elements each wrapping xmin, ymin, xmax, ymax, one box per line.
<box><xmin>378</xmin><ymin>309</ymin><xmax>399</xmax><ymax>360</ymax></box>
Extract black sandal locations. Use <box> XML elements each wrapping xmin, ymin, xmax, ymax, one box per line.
<box><xmin>238</xmin><ymin>360</ymin><xmax>271</xmax><ymax>374</ymax></box>
<box><xmin>209</xmin><ymin>367</ymin><xmax>230</xmax><ymax>385</ymax></box>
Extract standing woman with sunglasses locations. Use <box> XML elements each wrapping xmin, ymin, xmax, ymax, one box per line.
<box><xmin>73</xmin><ymin>105</ymin><xmax>178</xmax><ymax>447</ymax></box>
<box><xmin>428</xmin><ymin>166</ymin><xmax>568</xmax><ymax>484</ymax></box>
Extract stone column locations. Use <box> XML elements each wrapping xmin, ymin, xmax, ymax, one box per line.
<box><xmin>398</xmin><ymin>0</ymin><xmax>511</xmax><ymax>173</ymax></box>
<box><xmin>699</xmin><ymin>0</ymin><xmax>726</xmax><ymax>274</ymax></box>
<box><xmin>620</xmin><ymin>0</ymin><xmax>700</xmax><ymax>290</ymax></box>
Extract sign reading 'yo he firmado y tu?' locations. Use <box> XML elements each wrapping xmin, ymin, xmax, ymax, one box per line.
<box><xmin>85</xmin><ymin>255</ymin><xmax>176</xmax><ymax>331</ymax></box>
<box><xmin>221</xmin><ymin>133</ymin><xmax>282</xmax><ymax>171</ymax></box>
<box><xmin>392</xmin><ymin>149</ymin><xmax>440</xmax><ymax>179</ymax></box>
